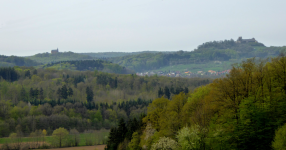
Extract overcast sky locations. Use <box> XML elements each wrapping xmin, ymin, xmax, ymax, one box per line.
<box><xmin>0</xmin><ymin>0</ymin><xmax>286</xmax><ymax>56</ymax></box>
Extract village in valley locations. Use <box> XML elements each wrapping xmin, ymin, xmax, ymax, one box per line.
<box><xmin>136</xmin><ymin>69</ymin><xmax>231</xmax><ymax>77</ymax></box>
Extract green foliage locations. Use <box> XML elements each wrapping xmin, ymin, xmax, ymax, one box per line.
<box><xmin>177</xmin><ymin>125</ymin><xmax>202</xmax><ymax>150</ymax></box>
<box><xmin>128</xmin><ymin>132</ymin><xmax>141</xmax><ymax>150</ymax></box>
<box><xmin>52</xmin><ymin>127</ymin><xmax>69</xmax><ymax>147</ymax></box>
<box><xmin>272</xmin><ymin>123</ymin><xmax>286</xmax><ymax>150</ymax></box>
<box><xmin>86</xmin><ymin>87</ymin><xmax>94</xmax><ymax>102</ymax></box>
<box><xmin>0</xmin><ymin>55</ymin><xmax>40</xmax><ymax>67</ymax></box>
<box><xmin>0</xmin><ymin>67</ymin><xmax>19</xmax><ymax>82</ymax></box>
<box><xmin>124</xmin><ymin>55</ymin><xmax>286</xmax><ymax>150</ymax></box>
<box><xmin>42</xmin><ymin>59</ymin><xmax>133</xmax><ymax>74</ymax></box>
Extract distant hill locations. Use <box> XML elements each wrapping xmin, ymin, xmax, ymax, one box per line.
<box><xmin>108</xmin><ymin>39</ymin><xmax>285</xmax><ymax>72</ymax></box>
<box><xmin>42</xmin><ymin>59</ymin><xmax>134</xmax><ymax>74</ymax></box>
<box><xmin>27</xmin><ymin>52</ymin><xmax>93</xmax><ymax>64</ymax></box>
<box><xmin>0</xmin><ymin>55</ymin><xmax>41</xmax><ymax>67</ymax></box>
<box><xmin>79</xmin><ymin>51</ymin><xmax>175</xmax><ymax>58</ymax></box>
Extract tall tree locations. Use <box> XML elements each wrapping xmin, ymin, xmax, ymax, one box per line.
<box><xmin>164</xmin><ymin>86</ymin><xmax>170</xmax><ymax>99</ymax></box>
<box><xmin>67</xmin><ymin>87</ymin><xmax>73</xmax><ymax>97</ymax></box>
<box><xmin>20</xmin><ymin>87</ymin><xmax>27</xmax><ymax>102</ymax></box>
<box><xmin>86</xmin><ymin>87</ymin><xmax>94</xmax><ymax>102</ymax></box>
<box><xmin>61</xmin><ymin>85</ymin><xmax>68</xmax><ymax>99</ymax></box>
<box><xmin>52</xmin><ymin>127</ymin><xmax>69</xmax><ymax>148</ymax></box>
<box><xmin>39</xmin><ymin>88</ymin><xmax>44</xmax><ymax>103</ymax></box>
<box><xmin>158</xmin><ymin>87</ymin><xmax>164</xmax><ymax>98</ymax></box>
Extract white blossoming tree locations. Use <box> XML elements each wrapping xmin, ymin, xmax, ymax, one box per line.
<box><xmin>150</xmin><ymin>137</ymin><xmax>178</xmax><ymax>150</ymax></box>
<box><xmin>176</xmin><ymin>125</ymin><xmax>201</xmax><ymax>150</ymax></box>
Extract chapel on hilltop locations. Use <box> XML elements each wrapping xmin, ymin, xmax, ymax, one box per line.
<box><xmin>51</xmin><ymin>48</ymin><xmax>59</xmax><ymax>54</ymax></box>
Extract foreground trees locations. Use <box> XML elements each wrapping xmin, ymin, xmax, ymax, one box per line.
<box><xmin>108</xmin><ymin>55</ymin><xmax>286</xmax><ymax>150</ymax></box>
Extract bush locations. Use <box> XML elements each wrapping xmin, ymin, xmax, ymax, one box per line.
<box><xmin>272</xmin><ymin>123</ymin><xmax>286</xmax><ymax>150</ymax></box>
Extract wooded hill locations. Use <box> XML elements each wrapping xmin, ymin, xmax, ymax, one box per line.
<box><xmin>0</xmin><ymin>66</ymin><xmax>210</xmax><ymax>138</ymax></box>
<box><xmin>41</xmin><ymin>60</ymin><xmax>134</xmax><ymax>74</ymax></box>
<box><xmin>27</xmin><ymin>52</ymin><xmax>93</xmax><ymax>64</ymax></box>
<box><xmin>80</xmin><ymin>51</ymin><xmax>173</xmax><ymax>59</ymax></box>
<box><xmin>107</xmin><ymin>39</ymin><xmax>285</xmax><ymax>72</ymax></box>
<box><xmin>0</xmin><ymin>55</ymin><xmax>41</xmax><ymax>67</ymax></box>
<box><xmin>1</xmin><ymin>53</ymin><xmax>135</xmax><ymax>74</ymax></box>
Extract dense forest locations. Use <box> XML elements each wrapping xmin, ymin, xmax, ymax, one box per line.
<box><xmin>105</xmin><ymin>55</ymin><xmax>286</xmax><ymax>150</ymax></box>
<box><xmin>108</xmin><ymin>40</ymin><xmax>285</xmax><ymax>72</ymax></box>
<box><xmin>0</xmin><ymin>66</ymin><xmax>210</xmax><ymax>141</ymax></box>
<box><xmin>42</xmin><ymin>60</ymin><xmax>133</xmax><ymax>74</ymax></box>
<box><xmin>0</xmin><ymin>55</ymin><xmax>40</xmax><ymax>67</ymax></box>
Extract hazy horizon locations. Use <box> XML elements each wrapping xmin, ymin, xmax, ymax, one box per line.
<box><xmin>1</xmin><ymin>0</ymin><xmax>286</xmax><ymax>56</ymax></box>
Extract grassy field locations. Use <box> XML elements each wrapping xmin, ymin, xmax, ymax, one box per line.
<box><xmin>152</xmin><ymin>60</ymin><xmax>237</xmax><ymax>73</ymax></box>
<box><xmin>0</xmin><ymin>129</ymin><xmax>109</xmax><ymax>147</ymax></box>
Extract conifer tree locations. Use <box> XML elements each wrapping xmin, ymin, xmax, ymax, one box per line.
<box><xmin>86</xmin><ymin>87</ymin><xmax>94</xmax><ymax>102</ymax></box>
<box><xmin>61</xmin><ymin>85</ymin><xmax>68</xmax><ymax>99</ymax></box>
<box><xmin>20</xmin><ymin>87</ymin><xmax>26</xmax><ymax>101</ymax></box>
<box><xmin>164</xmin><ymin>86</ymin><xmax>170</xmax><ymax>99</ymax></box>
<box><xmin>158</xmin><ymin>87</ymin><xmax>164</xmax><ymax>97</ymax></box>
<box><xmin>67</xmin><ymin>87</ymin><xmax>73</xmax><ymax>97</ymax></box>
<box><xmin>39</xmin><ymin>88</ymin><xmax>44</xmax><ymax>103</ymax></box>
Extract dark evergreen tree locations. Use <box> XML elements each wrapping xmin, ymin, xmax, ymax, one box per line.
<box><xmin>56</xmin><ymin>88</ymin><xmax>62</xmax><ymax>99</ymax></box>
<box><xmin>34</xmin><ymin>88</ymin><xmax>39</xmax><ymax>99</ymax></box>
<box><xmin>158</xmin><ymin>87</ymin><xmax>164</xmax><ymax>98</ymax></box>
<box><xmin>114</xmin><ymin>77</ymin><xmax>118</xmax><ymax>88</ymax></box>
<box><xmin>126</xmin><ymin>118</ymin><xmax>139</xmax><ymax>140</ymax></box>
<box><xmin>175</xmin><ymin>87</ymin><xmax>184</xmax><ymax>94</ymax></box>
<box><xmin>184</xmin><ymin>87</ymin><xmax>189</xmax><ymax>94</ymax></box>
<box><xmin>164</xmin><ymin>86</ymin><xmax>170</xmax><ymax>99</ymax></box>
<box><xmin>116</xmin><ymin>118</ymin><xmax>127</xmax><ymax>144</ymax></box>
<box><xmin>86</xmin><ymin>87</ymin><xmax>94</xmax><ymax>102</ymax></box>
<box><xmin>24</xmin><ymin>70</ymin><xmax>31</xmax><ymax>78</ymax></box>
<box><xmin>29</xmin><ymin>88</ymin><xmax>34</xmax><ymax>99</ymax></box>
<box><xmin>105</xmin><ymin>127</ymin><xmax>118</xmax><ymax>150</ymax></box>
<box><xmin>67</xmin><ymin>87</ymin><xmax>73</xmax><ymax>97</ymax></box>
<box><xmin>170</xmin><ymin>85</ymin><xmax>175</xmax><ymax>94</ymax></box>
<box><xmin>20</xmin><ymin>86</ymin><xmax>26</xmax><ymax>102</ymax></box>
<box><xmin>39</xmin><ymin>88</ymin><xmax>44</xmax><ymax>102</ymax></box>
<box><xmin>61</xmin><ymin>85</ymin><xmax>68</xmax><ymax>99</ymax></box>
<box><xmin>0</xmin><ymin>67</ymin><xmax>18</xmax><ymax>82</ymax></box>
<box><xmin>33</xmin><ymin>69</ymin><xmax>37</xmax><ymax>75</ymax></box>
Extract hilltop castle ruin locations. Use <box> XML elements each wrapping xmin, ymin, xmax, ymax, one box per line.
<box><xmin>236</xmin><ymin>37</ymin><xmax>257</xmax><ymax>43</ymax></box>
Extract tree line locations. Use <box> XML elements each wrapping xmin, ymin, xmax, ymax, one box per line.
<box><xmin>0</xmin><ymin>66</ymin><xmax>209</xmax><ymax>139</ymax></box>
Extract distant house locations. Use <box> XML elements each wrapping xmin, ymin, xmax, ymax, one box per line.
<box><xmin>51</xmin><ymin>48</ymin><xmax>59</xmax><ymax>54</ymax></box>
<box><xmin>208</xmin><ymin>70</ymin><xmax>216</xmax><ymax>74</ymax></box>
<box><xmin>236</xmin><ymin>37</ymin><xmax>257</xmax><ymax>43</ymax></box>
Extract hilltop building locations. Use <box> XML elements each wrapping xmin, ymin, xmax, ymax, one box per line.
<box><xmin>236</xmin><ymin>37</ymin><xmax>257</xmax><ymax>43</ymax></box>
<box><xmin>51</xmin><ymin>48</ymin><xmax>59</xmax><ymax>54</ymax></box>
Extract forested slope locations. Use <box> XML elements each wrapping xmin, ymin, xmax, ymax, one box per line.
<box><xmin>108</xmin><ymin>39</ymin><xmax>285</xmax><ymax>72</ymax></box>
<box><xmin>0</xmin><ymin>66</ymin><xmax>210</xmax><ymax>138</ymax></box>
<box><xmin>106</xmin><ymin>55</ymin><xmax>286</xmax><ymax>150</ymax></box>
<box><xmin>27</xmin><ymin>52</ymin><xmax>93</xmax><ymax>64</ymax></box>
<box><xmin>0</xmin><ymin>55</ymin><xmax>41</xmax><ymax>67</ymax></box>
<box><xmin>42</xmin><ymin>60</ymin><xmax>134</xmax><ymax>74</ymax></box>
